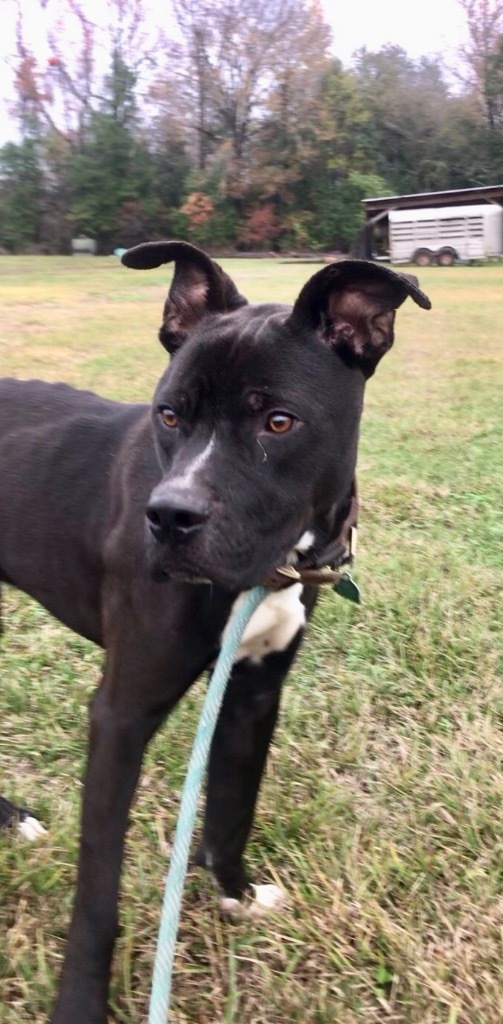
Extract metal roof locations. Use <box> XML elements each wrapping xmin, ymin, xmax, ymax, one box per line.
<box><xmin>362</xmin><ymin>185</ymin><xmax>503</xmax><ymax>218</ymax></box>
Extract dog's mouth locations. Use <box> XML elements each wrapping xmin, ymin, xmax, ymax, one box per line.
<box><xmin>145</xmin><ymin>542</ymin><xmax>210</xmax><ymax>585</ymax></box>
<box><xmin>167</xmin><ymin>569</ymin><xmax>213</xmax><ymax>585</ymax></box>
<box><xmin>144</xmin><ymin>520</ymin><xmax>304</xmax><ymax>592</ymax></box>
<box><xmin>147</xmin><ymin>543</ymin><xmax>274</xmax><ymax>591</ymax></box>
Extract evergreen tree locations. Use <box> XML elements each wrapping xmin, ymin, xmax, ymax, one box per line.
<box><xmin>0</xmin><ymin>136</ymin><xmax>44</xmax><ymax>251</ymax></box>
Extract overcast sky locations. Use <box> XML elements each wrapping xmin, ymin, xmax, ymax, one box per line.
<box><xmin>0</xmin><ymin>0</ymin><xmax>470</xmax><ymax>145</ymax></box>
<box><xmin>324</xmin><ymin>0</ymin><xmax>468</xmax><ymax>64</ymax></box>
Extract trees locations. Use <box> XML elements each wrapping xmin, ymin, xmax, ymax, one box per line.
<box><xmin>456</xmin><ymin>0</ymin><xmax>503</xmax><ymax>176</ymax></box>
<box><xmin>68</xmin><ymin>52</ymin><xmax>146</xmax><ymax>250</ymax></box>
<box><xmin>168</xmin><ymin>0</ymin><xmax>331</xmax><ymax>216</ymax></box>
<box><xmin>0</xmin><ymin>38</ymin><xmax>46</xmax><ymax>251</ymax></box>
<box><xmin>458</xmin><ymin>0</ymin><xmax>503</xmax><ymax>121</ymax></box>
<box><xmin>0</xmin><ymin>0</ymin><xmax>502</xmax><ymax>253</ymax></box>
<box><xmin>1</xmin><ymin>0</ymin><xmax>178</xmax><ymax>251</ymax></box>
<box><xmin>0</xmin><ymin>138</ymin><xmax>44</xmax><ymax>251</ymax></box>
<box><xmin>351</xmin><ymin>47</ymin><xmax>473</xmax><ymax>194</ymax></box>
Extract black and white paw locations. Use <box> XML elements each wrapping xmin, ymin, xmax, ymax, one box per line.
<box><xmin>17</xmin><ymin>812</ymin><xmax>47</xmax><ymax>840</ymax></box>
<box><xmin>0</xmin><ymin>796</ymin><xmax>47</xmax><ymax>840</ymax></box>
<box><xmin>219</xmin><ymin>883</ymin><xmax>287</xmax><ymax>919</ymax></box>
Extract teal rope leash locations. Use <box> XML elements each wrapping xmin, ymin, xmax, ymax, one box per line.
<box><xmin>148</xmin><ymin>585</ymin><xmax>269</xmax><ymax>1024</ymax></box>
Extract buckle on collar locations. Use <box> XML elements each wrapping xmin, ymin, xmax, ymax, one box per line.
<box><xmin>276</xmin><ymin>565</ymin><xmax>302</xmax><ymax>581</ymax></box>
<box><xmin>265</xmin><ymin>480</ymin><xmax>360</xmax><ymax>595</ymax></box>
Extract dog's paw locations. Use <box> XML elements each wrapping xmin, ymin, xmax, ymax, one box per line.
<box><xmin>0</xmin><ymin>797</ymin><xmax>47</xmax><ymax>841</ymax></box>
<box><xmin>17</xmin><ymin>815</ymin><xmax>47</xmax><ymax>841</ymax></box>
<box><xmin>219</xmin><ymin>883</ymin><xmax>286</xmax><ymax>920</ymax></box>
<box><xmin>249</xmin><ymin>883</ymin><xmax>287</xmax><ymax>916</ymax></box>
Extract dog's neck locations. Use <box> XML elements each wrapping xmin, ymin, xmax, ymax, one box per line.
<box><xmin>263</xmin><ymin>479</ymin><xmax>358</xmax><ymax>590</ymax></box>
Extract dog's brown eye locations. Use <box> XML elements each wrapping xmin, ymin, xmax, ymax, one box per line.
<box><xmin>159</xmin><ymin>406</ymin><xmax>178</xmax><ymax>428</ymax></box>
<box><xmin>266</xmin><ymin>412</ymin><xmax>295</xmax><ymax>434</ymax></box>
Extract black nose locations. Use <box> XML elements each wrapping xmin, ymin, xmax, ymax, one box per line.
<box><xmin>146</xmin><ymin>491</ymin><xmax>210</xmax><ymax>542</ymax></box>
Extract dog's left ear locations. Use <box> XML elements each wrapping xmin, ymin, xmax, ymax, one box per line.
<box><xmin>287</xmin><ymin>260</ymin><xmax>431</xmax><ymax>377</ymax></box>
<box><xmin>122</xmin><ymin>240</ymin><xmax>247</xmax><ymax>353</ymax></box>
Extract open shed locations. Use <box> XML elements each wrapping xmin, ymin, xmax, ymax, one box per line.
<box><xmin>358</xmin><ymin>185</ymin><xmax>503</xmax><ymax>260</ymax></box>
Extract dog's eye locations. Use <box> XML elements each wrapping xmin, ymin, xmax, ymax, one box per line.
<box><xmin>159</xmin><ymin>406</ymin><xmax>178</xmax><ymax>429</ymax></box>
<box><xmin>266</xmin><ymin>412</ymin><xmax>295</xmax><ymax>434</ymax></box>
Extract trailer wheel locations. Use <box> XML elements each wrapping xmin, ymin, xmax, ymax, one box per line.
<box><xmin>412</xmin><ymin>248</ymin><xmax>434</xmax><ymax>267</ymax></box>
<box><xmin>437</xmin><ymin>247</ymin><xmax>457</xmax><ymax>267</ymax></box>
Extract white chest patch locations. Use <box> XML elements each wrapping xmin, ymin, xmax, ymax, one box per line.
<box><xmin>223</xmin><ymin>583</ymin><xmax>305</xmax><ymax>665</ymax></box>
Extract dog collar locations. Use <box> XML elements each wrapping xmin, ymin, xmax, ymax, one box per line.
<box><xmin>263</xmin><ymin>479</ymin><xmax>361</xmax><ymax>602</ymax></box>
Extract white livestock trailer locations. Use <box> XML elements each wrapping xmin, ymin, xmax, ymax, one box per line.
<box><xmin>388</xmin><ymin>204</ymin><xmax>503</xmax><ymax>266</ymax></box>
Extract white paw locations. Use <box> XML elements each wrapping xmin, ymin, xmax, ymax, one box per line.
<box><xmin>17</xmin><ymin>816</ymin><xmax>47</xmax><ymax>841</ymax></box>
<box><xmin>219</xmin><ymin>883</ymin><xmax>286</xmax><ymax>919</ymax></box>
<box><xmin>219</xmin><ymin>896</ymin><xmax>244</xmax><ymax>919</ymax></box>
<box><xmin>249</xmin><ymin>883</ymin><xmax>286</xmax><ymax>916</ymax></box>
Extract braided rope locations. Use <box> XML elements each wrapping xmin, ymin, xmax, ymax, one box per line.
<box><xmin>148</xmin><ymin>585</ymin><xmax>269</xmax><ymax>1024</ymax></box>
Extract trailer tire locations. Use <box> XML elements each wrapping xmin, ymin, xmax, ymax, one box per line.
<box><xmin>412</xmin><ymin>248</ymin><xmax>434</xmax><ymax>267</ymax></box>
<box><xmin>437</xmin><ymin>246</ymin><xmax>457</xmax><ymax>267</ymax></box>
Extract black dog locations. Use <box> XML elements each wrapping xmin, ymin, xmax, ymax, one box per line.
<box><xmin>0</xmin><ymin>241</ymin><xmax>430</xmax><ymax>1023</ymax></box>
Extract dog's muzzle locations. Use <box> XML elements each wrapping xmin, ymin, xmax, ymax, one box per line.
<box><xmin>146</xmin><ymin>490</ymin><xmax>210</xmax><ymax>544</ymax></box>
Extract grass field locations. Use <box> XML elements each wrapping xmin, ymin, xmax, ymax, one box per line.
<box><xmin>0</xmin><ymin>256</ymin><xmax>502</xmax><ymax>1024</ymax></box>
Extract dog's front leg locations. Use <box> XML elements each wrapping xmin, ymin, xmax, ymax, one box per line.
<box><xmin>50</xmin><ymin>636</ymin><xmax>194</xmax><ymax>1024</ymax></box>
<box><xmin>197</xmin><ymin>626</ymin><xmax>306</xmax><ymax>910</ymax></box>
<box><xmin>50</xmin><ymin>692</ymin><xmax>149</xmax><ymax>1023</ymax></box>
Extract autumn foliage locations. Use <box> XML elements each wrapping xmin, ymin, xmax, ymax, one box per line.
<box><xmin>1</xmin><ymin>0</ymin><xmax>502</xmax><ymax>253</ymax></box>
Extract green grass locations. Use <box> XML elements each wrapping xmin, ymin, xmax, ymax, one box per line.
<box><xmin>1</xmin><ymin>256</ymin><xmax>502</xmax><ymax>1023</ymax></box>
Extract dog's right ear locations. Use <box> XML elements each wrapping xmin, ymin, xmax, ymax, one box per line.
<box><xmin>122</xmin><ymin>241</ymin><xmax>248</xmax><ymax>354</ymax></box>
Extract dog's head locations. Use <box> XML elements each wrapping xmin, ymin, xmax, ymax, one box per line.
<box><xmin>122</xmin><ymin>241</ymin><xmax>430</xmax><ymax>591</ymax></box>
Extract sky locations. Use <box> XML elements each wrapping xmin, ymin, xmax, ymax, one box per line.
<box><xmin>322</xmin><ymin>0</ymin><xmax>469</xmax><ymax>65</ymax></box>
<box><xmin>0</xmin><ymin>0</ymin><xmax>470</xmax><ymax>145</ymax></box>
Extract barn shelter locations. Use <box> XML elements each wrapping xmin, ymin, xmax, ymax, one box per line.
<box><xmin>357</xmin><ymin>185</ymin><xmax>503</xmax><ymax>261</ymax></box>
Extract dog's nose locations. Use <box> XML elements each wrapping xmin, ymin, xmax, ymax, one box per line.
<box><xmin>146</xmin><ymin>491</ymin><xmax>210</xmax><ymax>541</ymax></box>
